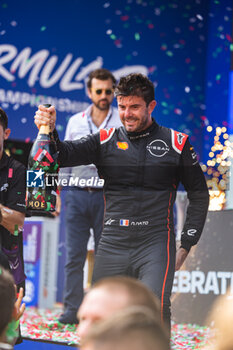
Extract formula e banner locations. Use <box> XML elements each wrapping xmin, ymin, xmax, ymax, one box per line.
<box><xmin>0</xmin><ymin>0</ymin><xmax>210</xmax><ymax>155</ymax></box>
<box><xmin>171</xmin><ymin>210</ymin><xmax>233</xmax><ymax>325</ymax></box>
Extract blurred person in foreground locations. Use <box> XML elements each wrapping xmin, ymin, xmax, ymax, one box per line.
<box><xmin>77</xmin><ymin>276</ymin><xmax>161</xmax><ymax>339</ymax></box>
<box><xmin>205</xmin><ymin>289</ymin><xmax>233</xmax><ymax>350</ymax></box>
<box><xmin>81</xmin><ymin>306</ymin><xmax>170</xmax><ymax>350</ymax></box>
<box><xmin>34</xmin><ymin>73</ymin><xmax>209</xmax><ymax>330</ymax></box>
<box><xmin>0</xmin><ymin>266</ymin><xmax>25</xmax><ymax>350</ymax></box>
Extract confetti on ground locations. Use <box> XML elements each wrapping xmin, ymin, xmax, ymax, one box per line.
<box><xmin>20</xmin><ymin>307</ymin><xmax>214</xmax><ymax>348</ymax></box>
<box><xmin>20</xmin><ymin>307</ymin><xmax>80</xmax><ymax>345</ymax></box>
<box><xmin>171</xmin><ymin>323</ymin><xmax>214</xmax><ymax>349</ymax></box>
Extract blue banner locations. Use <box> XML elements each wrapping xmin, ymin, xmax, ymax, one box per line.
<box><xmin>0</xmin><ymin>0</ymin><xmax>213</xmax><ymax>158</ymax></box>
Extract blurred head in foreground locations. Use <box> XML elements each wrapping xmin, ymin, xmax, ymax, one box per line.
<box><xmin>206</xmin><ymin>288</ymin><xmax>233</xmax><ymax>350</ymax></box>
<box><xmin>81</xmin><ymin>306</ymin><xmax>170</xmax><ymax>350</ymax></box>
<box><xmin>0</xmin><ymin>266</ymin><xmax>15</xmax><ymax>341</ymax></box>
<box><xmin>77</xmin><ymin>276</ymin><xmax>161</xmax><ymax>339</ymax></box>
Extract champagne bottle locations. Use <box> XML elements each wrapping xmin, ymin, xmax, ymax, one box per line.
<box><xmin>26</xmin><ymin>104</ymin><xmax>59</xmax><ymax>215</ymax></box>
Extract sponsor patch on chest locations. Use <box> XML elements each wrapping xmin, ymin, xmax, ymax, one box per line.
<box><xmin>117</xmin><ymin>142</ymin><xmax>128</xmax><ymax>150</ymax></box>
<box><xmin>146</xmin><ymin>139</ymin><xmax>170</xmax><ymax>157</ymax></box>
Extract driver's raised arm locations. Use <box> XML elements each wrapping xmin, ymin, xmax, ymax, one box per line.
<box><xmin>34</xmin><ymin>105</ymin><xmax>101</xmax><ymax>168</ymax></box>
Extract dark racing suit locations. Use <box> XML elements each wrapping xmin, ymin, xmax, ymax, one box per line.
<box><xmin>55</xmin><ymin>120</ymin><xmax>209</xmax><ymax>326</ymax></box>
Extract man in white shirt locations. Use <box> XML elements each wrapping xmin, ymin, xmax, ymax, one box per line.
<box><xmin>59</xmin><ymin>69</ymin><xmax>122</xmax><ymax>324</ymax></box>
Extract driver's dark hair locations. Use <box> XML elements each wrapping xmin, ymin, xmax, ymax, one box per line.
<box><xmin>115</xmin><ymin>73</ymin><xmax>155</xmax><ymax>106</ymax></box>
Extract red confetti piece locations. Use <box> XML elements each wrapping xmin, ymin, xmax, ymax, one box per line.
<box><xmin>114</xmin><ymin>39</ymin><xmax>121</xmax><ymax>46</ymax></box>
<box><xmin>225</xmin><ymin>34</ymin><xmax>232</xmax><ymax>42</ymax></box>
<box><xmin>174</xmin><ymin>108</ymin><xmax>182</xmax><ymax>115</ymax></box>
<box><xmin>121</xmin><ymin>15</ymin><xmax>129</xmax><ymax>21</ymax></box>
<box><xmin>179</xmin><ymin>39</ymin><xmax>186</xmax><ymax>45</ymax></box>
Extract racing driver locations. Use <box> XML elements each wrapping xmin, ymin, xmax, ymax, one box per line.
<box><xmin>34</xmin><ymin>73</ymin><xmax>209</xmax><ymax>329</ymax></box>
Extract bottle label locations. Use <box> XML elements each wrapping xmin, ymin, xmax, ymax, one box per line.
<box><xmin>26</xmin><ymin>189</ymin><xmax>56</xmax><ymax>212</ymax></box>
<box><xmin>27</xmin><ymin>198</ymin><xmax>48</xmax><ymax>210</ymax></box>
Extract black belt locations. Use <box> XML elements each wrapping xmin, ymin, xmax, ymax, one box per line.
<box><xmin>78</xmin><ymin>187</ymin><xmax>103</xmax><ymax>193</ymax></box>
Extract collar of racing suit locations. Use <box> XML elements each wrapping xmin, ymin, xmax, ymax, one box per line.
<box><xmin>125</xmin><ymin>119</ymin><xmax>159</xmax><ymax>140</ymax></box>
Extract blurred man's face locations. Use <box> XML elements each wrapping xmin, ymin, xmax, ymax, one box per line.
<box><xmin>77</xmin><ymin>286</ymin><xmax>129</xmax><ymax>339</ymax></box>
<box><xmin>88</xmin><ymin>78</ymin><xmax>114</xmax><ymax>111</ymax></box>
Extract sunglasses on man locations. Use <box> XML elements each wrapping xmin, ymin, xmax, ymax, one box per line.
<box><xmin>91</xmin><ymin>88</ymin><xmax>114</xmax><ymax>95</ymax></box>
